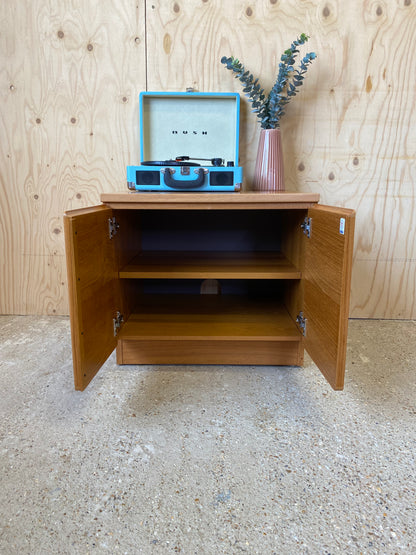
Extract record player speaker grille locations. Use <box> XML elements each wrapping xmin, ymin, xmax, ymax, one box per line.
<box><xmin>209</xmin><ymin>171</ymin><xmax>234</xmax><ymax>187</ymax></box>
<box><xmin>136</xmin><ymin>170</ymin><xmax>160</xmax><ymax>186</ymax></box>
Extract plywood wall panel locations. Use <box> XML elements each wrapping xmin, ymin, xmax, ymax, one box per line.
<box><xmin>1</xmin><ymin>0</ymin><xmax>415</xmax><ymax>318</ymax></box>
<box><xmin>146</xmin><ymin>0</ymin><xmax>416</xmax><ymax>318</ymax></box>
<box><xmin>0</xmin><ymin>0</ymin><xmax>146</xmax><ymax>314</ymax></box>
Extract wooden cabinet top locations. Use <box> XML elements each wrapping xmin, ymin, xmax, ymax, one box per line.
<box><xmin>100</xmin><ymin>191</ymin><xmax>320</xmax><ymax>210</ymax></box>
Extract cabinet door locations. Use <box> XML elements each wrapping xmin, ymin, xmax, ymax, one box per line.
<box><xmin>64</xmin><ymin>205</ymin><xmax>121</xmax><ymax>390</ymax></box>
<box><xmin>304</xmin><ymin>205</ymin><xmax>355</xmax><ymax>390</ymax></box>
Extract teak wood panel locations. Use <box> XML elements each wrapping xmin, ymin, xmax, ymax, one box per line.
<box><xmin>119</xmin><ymin>251</ymin><xmax>301</xmax><ymax>280</ymax></box>
<box><xmin>117</xmin><ymin>339</ymin><xmax>303</xmax><ymax>367</ymax></box>
<box><xmin>118</xmin><ymin>295</ymin><xmax>301</xmax><ymax>342</ymax></box>
<box><xmin>64</xmin><ymin>205</ymin><xmax>120</xmax><ymax>390</ymax></box>
<box><xmin>304</xmin><ymin>205</ymin><xmax>355</xmax><ymax>390</ymax></box>
<box><xmin>100</xmin><ymin>192</ymin><xmax>320</xmax><ymax>211</ymax></box>
<box><xmin>112</xmin><ymin>210</ymin><xmax>144</xmax><ymax>325</ymax></box>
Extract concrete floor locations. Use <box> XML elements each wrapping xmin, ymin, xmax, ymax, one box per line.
<box><xmin>0</xmin><ymin>316</ymin><xmax>415</xmax><ymax>554</ymax></box>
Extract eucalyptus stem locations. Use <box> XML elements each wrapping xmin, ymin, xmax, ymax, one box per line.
<box><xmin>221</xmin><ymin>34</ymin><xmax>316</xmax><ymax>129</ymax></box>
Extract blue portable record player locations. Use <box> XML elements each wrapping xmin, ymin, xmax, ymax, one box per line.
<box><xmin>127</xmin><ymin>91</ymin><xmax>243</xmax><ymax>192</ymax></box>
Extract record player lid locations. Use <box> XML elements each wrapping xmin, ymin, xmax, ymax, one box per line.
<box><xmin>139</xmin><ymin>92</ymin><xmax>240</xmax><ymax>165</ymax></box>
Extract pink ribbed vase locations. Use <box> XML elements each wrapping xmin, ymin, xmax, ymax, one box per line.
<box><xmin>253</xmin><ymin>128</ymin><xmax>285</xmax><ymax>191</ymax></box>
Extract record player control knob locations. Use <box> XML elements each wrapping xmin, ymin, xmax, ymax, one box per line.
<box><xmin>211</xmin><ymin>158</ymin><xmax>223</xmax><ymax>167</ymax></box>
<box><xmin>227</xmin><ymin>161</ymin><xmax>234</xmax><ymax>167</ymax></box>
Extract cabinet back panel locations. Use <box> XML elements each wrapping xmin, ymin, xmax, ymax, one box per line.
<box><xmin>137</xmin><ymin>278</ymin><xmax>288</xmax><ymax>296</ymax></box>
<box><xmin>137</xmin><ymin>210</ymin><xmax>283</xmax><ymax>252</ymax></box>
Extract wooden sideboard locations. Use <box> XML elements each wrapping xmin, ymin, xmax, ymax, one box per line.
<box><xmin>64</xmin><ymin>192</ymin><xmax>355</xmax><ymax>391</ymax></box>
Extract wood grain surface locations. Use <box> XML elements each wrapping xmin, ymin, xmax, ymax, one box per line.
<box><xmin>0</xmin><ymin>0</ymin><xmax>146</xmax><ymax>314</ymax></box>
<box><xmin>64</xmin><ymin>205</ymin><xmax>120</xmax><ymax>390</ymax></box>
<box><xmin>119</xmin><ymin>294</ymin><xmax>301</xmax><ymax>341</ymax></box>
<box><xmin>119</xmin><ymin>251</ymin><xmax>301</xmax><ymax>280</ymax></box>
<box><xmin>117</xmin><ymin>339</ymin><xmax>303</xmax><ymax>367</ymax></box>
<box><xmin>303</xmin><ymin>205</ymin><xmax>355</xmax><ymax>389</ymax></box>
<box><xmin>1</xmin><ymin>0</ymin><xmax>415</xmax><ymax>317</ymax></box>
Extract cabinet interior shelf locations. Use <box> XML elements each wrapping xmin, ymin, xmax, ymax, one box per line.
<box><xmin>119</xmin><ymin>250</ymin><xmax>301</xmax><ymax>280</ymax></box>
<box><xmin>119</xmin><ymin>294</ymin><xmax>301</xmax><ymax>342</ymax></box>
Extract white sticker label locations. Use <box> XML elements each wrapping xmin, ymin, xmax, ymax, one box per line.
<box><xmin>339</xmin><ymin>218</ymin><xmax>345</xmax><ymax>235</ymax></box>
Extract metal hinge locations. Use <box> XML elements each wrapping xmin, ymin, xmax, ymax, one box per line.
<box><xmin>296</xmin><ymin>312</ymin><xmax>307</xmax><ymax>336</ymax></box>
<box><xmin>113</xmin><ymin>311</ymin><xmax>124</xmax><ymax>336</ymax></box>
<box><xmin>108</xmin><ymin>217</ymin><xmax>119</xmax><ymax>239</ymax></box>
<box><xmin>301</xmin><ymin>216</ymin><xmax>312</xmax><ymax>238</ymax></box>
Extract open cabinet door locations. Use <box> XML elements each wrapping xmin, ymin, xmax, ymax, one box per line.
<box><xmin>303</xmin><ymin>205</ymin><xmax>355</xmax><ymax>390</ymax></box>
<box><xmin>64</xmin><ymin>205</ymin><xmax>121</xmax><ymax>390</ymax></box>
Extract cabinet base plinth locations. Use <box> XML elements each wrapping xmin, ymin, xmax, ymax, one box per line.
<box><xmin>116</xmin><ymin>339</ymin><xmax>303</xmax><ymax>367</ymax></box>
